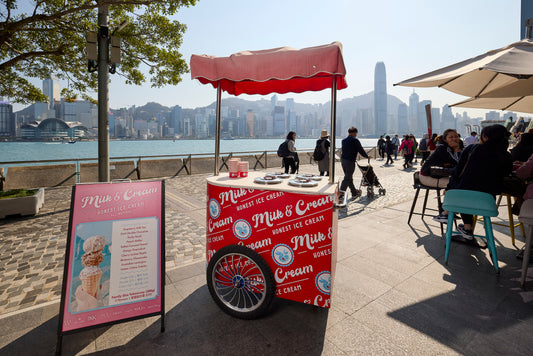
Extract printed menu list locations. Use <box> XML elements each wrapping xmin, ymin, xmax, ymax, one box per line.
<box><xmin>109</xmin><ymin>217</ymin><xmax>158</xmax><ymax>305</ymax></box>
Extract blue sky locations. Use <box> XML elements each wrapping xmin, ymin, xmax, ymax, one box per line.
<box><xmin>17</xmin><ymin>0</ymin><xmax>525</xmax><ymax>117</ymax></box>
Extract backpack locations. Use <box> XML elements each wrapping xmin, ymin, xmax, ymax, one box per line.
<box><xmin>419</xmin><ymin>138</ymin><xmax>428</xmax><ymax>151</ymax></box>
<box><xmin>313</xmin><ymin>140</ymin><xmax>325</xmax><ymax>161</ymax></box>
<box><xmin>277</xmin><ymin>140</ymin><xmax>290</xmax><ymax>157</ymax></box>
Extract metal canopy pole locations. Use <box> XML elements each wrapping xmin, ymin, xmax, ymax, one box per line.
<box><xmin>329</xmin><ymin>76</ymin><xmax>337</xmax><ymax>184</ymax></box>
<box><xmin>97</xmin><ymin>2</ymin><xmax>110</xmax><ymax>182</ymax></box>
<box><xmin>214</xmin><ymin>83</ymin><xmax>222</xmax><ymax>175</ymax></box>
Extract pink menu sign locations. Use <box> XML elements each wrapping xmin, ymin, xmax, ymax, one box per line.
<box><xmin>58</xmin><ymin>181</ymin><xmax>164</xmax><ymax>333</ymax></box>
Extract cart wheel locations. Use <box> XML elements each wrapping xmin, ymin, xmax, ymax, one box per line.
<box><xmin>207</xmin><ymin>245</ymin><xmax>275</xmax><ymax>319</ymax></box>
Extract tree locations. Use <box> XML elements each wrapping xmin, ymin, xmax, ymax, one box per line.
<box><xmin>0</xmin><ymin>0</ymin><xmax>197</xmax><ymax>105</ymax></box>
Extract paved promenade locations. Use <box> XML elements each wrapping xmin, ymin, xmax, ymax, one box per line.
<box><xmin>0</xmin><ymin>158</ymin><xmax>413</xmax><ymax>316</ymax></box>
<box><xmin>1</xmin><ymin>158</ymin><xmax>532</xmax><ymax>355</ymax></box>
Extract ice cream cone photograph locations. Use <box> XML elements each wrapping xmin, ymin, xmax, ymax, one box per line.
<box><xmin>70</xmin><ymin>223</ymin><xmax>112</xmax><ymax>313</ymax></box>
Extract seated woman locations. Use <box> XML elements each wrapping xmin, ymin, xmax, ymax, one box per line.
<box><xmin>511</xmin><ymin>132</ymin><xmax>533</xmax><ymax>162</ymax></box>
<box><xmin>419</xmin><ymin>129</ymin><xmax>462</xmax><ymax>223</ymax></box>
<box><xmin>420</xmin><ymin>129</ymin><xmax>462</xmax><ymax>189</ymax></box>
<box><xmin>446</xmin><ymin>124</ymin><xmax>513</xmax><ymax>247</ymax></box>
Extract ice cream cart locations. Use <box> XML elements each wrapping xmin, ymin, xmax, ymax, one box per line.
<box><xmin>190</xmin><ymin>42</ymin><xmax>347</xmax><ymax>319</ymax></box>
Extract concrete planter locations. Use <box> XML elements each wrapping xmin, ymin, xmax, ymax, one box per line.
<box><xmin>0</xmin><ymin>188</ymin><xmax>45</xmax><ymax>219</ymax></box>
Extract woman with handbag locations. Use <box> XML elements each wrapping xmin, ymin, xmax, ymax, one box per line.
<box><xmin>419</xmin><ymin>129</ymin><xmax>462</xmax><ymax>223</ymax></box>
<box><xmin>282</xmin><ymin>131</ymin><xmax>298</xmax><ymax>174</ymax></box>
<box><xmin>420</xmin><ymin>129</ymin><xmax>462</xmax><ymax>188</ymax></box>
<box><xmin>446</xmin><ymin>124</ymin><xmax>513</xmax><ymax>244</ymax></box>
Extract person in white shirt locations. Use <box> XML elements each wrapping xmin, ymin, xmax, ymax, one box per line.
<box><xmin>464</xmin><ymin>131</ymin><xmax>479</xmax><ymax>147</ymax></box>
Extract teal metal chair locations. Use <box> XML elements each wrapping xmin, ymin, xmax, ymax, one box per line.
<box><xmin>442</xmin><ymin>189</ymin><xmax>500</xmax><ymax>272</ymax></box>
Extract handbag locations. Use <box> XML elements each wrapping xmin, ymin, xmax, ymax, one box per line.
<box><xmin>429</xmin><ymin>166</ymin><xmax>453</xmax><ymax>178</ymax></box>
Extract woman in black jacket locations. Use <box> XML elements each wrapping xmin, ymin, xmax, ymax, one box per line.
<box><xmin>420</xmin><ymin>129</ymin><xmax>462</xmax><ymax>190</ymax></box>
<box><xmin>447</xmin><ymin>124</ymin><xmax>513</xmax><ymax>245</ymax></box>
<box><xmin>420</xmin><ymin>129</ymin><xmax>463</xmax><ymax>224</ymax></box>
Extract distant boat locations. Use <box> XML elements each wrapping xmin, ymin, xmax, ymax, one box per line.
<box><xmin>223</xmin><ymin>136</ymin><xmax>234</xmax><ymax>140</ymax></box>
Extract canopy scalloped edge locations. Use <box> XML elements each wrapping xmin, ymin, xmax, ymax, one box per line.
<box><xmin>190</xmin><ymin>42</ymin><xmax>347</xmax><ymax>96</ymax></box>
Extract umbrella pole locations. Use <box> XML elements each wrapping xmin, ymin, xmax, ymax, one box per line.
<box><xmin>214</xmin><ymin>82</ymin><xmax>222</xmax><ymax>176</ymax></box>
<box><xmin>329</xmin><ymin>76</ymin><xmax>337</xmax><ymax>185</ymax></box>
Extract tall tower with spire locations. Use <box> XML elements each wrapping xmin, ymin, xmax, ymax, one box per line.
<box><xmin>374</xmin><ymin>62</ymin><xmax>387</xmax><ymax>135</ymax></box>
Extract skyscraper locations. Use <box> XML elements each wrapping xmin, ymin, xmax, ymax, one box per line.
<box><xmin>0</xmin><ymin>100</ymin><xmax>14</xmax><ymax>137</ymax></box>
<box><xmin>521</xmin><ymin>0</ymin><xmax>533</xmax><ymax>39</ymax></box>
<box><xmin>397</xmin><ymin>103</ymin><xmax>408</xmax><ymax>132</ymax></box>
<box><xmin>43</xmin><ymin>73</ymin><xmax>60</xmax><ymax>110</ymax></box>
<box><xmin>408</xmin><ymin>91</ymin><xmax>419</xmax><ymax>133</ymax></box>
<box><xmin>246</xmin><ymin>110</ymin><xmax>254</xmax><ymax>137</ymax></box>
<box><xmin>418</xmin><ymin>100</ymin><xmax>431</xmax><ymax>135</ymax></box>
<box><xmin>374</xmin><ymin>62</ymin><xmax>387</xmax><ymax>135</ymax></box>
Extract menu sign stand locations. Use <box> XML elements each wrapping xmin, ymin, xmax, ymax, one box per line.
<box><xmin>56</xmin><ymin>180</ymin><xmax>165</xmax><ymax>355</ymax></box>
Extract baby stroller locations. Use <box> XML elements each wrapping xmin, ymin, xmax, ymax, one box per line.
<box><xmin>357</xmin><ymin>159</ymin><xmax>386</xmax><ymax>197</ymax></box>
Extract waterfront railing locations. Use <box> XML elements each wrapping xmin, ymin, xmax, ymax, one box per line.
<box><xmin>0</xmin><ymin>147</ymin><xmax>378</xmax><ymax>190</ymax></box>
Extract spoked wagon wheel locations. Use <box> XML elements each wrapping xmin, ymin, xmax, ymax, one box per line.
<box><xmin>207</xmin><ymin>245</ymin><xmax>275</xmax><ymax>319</ymax></box>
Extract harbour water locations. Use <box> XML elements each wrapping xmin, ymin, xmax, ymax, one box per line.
<box><xmin>0</xmin><ymin>138</ymin><xmax>379</xmax><ymax>164</ymax></box>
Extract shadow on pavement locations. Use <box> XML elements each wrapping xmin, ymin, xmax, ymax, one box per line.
<box><xmin>388</xmin><ymin>232</ymin><xmax>533</xmax><ymax>356</ymax></box>
<box><xmin>2</xmin><ymin>286</ymin><xmax>329</xmax><ymax>355</ymax></box>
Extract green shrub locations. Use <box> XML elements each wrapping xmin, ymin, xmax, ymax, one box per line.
<box><xmin>0</xmin><ymin>189</ymin><xmax>38</xmax><ymax>199</ymax></box>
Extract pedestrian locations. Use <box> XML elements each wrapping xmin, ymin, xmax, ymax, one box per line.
<box><xmin>419</xmin><ymin>133</ymin><xmax>430</xmax><ymax>164</ymax></box>
<box><xmin>412</xmin><ymin>135</ymin><xmax>418</xmax><ymax>164</ymax></box>
<box><xmin>377</xmin><ymin>135</ymin><xmax>385</xmax><ymax>160</ymax></box>
<box><xmin>464</xmin><ymin>131</ymin><xmax>479</xmax><ymax>147</ymax></box>
<box><xmin>281</xmin><ymin>131</ymin><xmax>298</xmax><ymax>174</ymax></box>
<box><xmin>316</xmin><ymin>130</ymin><xmax>330</xmax><ymax>176</ymax></box>
<box><xmin>398</xmin><ymin>135</ymin><xmax>414</xmax><ymax>169</ymax></box>
<box><xmin>340</xmin><ymin>127</ymin><xmax>369</xmax><ymax>199</ymax></box>
<box><xmin>385</xmin><ymin>135</ymin><xmax>394</xmax><ymax>165</ymax></box>
<box><xmin>391</xmin><ymin>134</ymin><xmax>400</xmax><ymax>160</ymax></box>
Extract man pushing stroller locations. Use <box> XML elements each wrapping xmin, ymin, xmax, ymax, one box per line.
<box><xmin>340</xmin><ymin>127</ymin><xmax>369</xmax><ymax>200</ymax></box>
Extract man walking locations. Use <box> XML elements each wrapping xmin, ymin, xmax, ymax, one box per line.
<box><xmin>377</xmin><ymin>135</ymin><xmax>385</xmax><ymax>160</ymax></box>
<box><xmin>341</xmin><ymin>127</ymin><xmax>369</xmax><ymax>199</ymax></box>
<box><xmin>391</xmin><ymin>134</ymin><xmax>400</xmax><ymax>160</ymax></box>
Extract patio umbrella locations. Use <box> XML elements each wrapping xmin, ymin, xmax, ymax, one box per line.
<box><xmin>450</xmin><ymin>94</ymin><xmax>533</xmax><ymax>113</ymax></box>
<box><xmin>394</xmin><ymin>38</ymin><xmax>533</xmax><ymax>98</ymax></box>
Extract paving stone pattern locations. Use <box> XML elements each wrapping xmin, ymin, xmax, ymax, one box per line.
<box><xmin>0</xmin><ymin>159</ymin><xmax>420</xmax><ymax>315</ymax></box>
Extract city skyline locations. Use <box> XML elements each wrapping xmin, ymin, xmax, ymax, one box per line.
<box><xmin>2</xmin><ymin>69</ymin><xmax>522</xmax><ymax>141</ymax></box>
<box><xmin>7</xmin><ymin>0</ymin><xmax>526</xmax><ymax>120</ymax></box>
